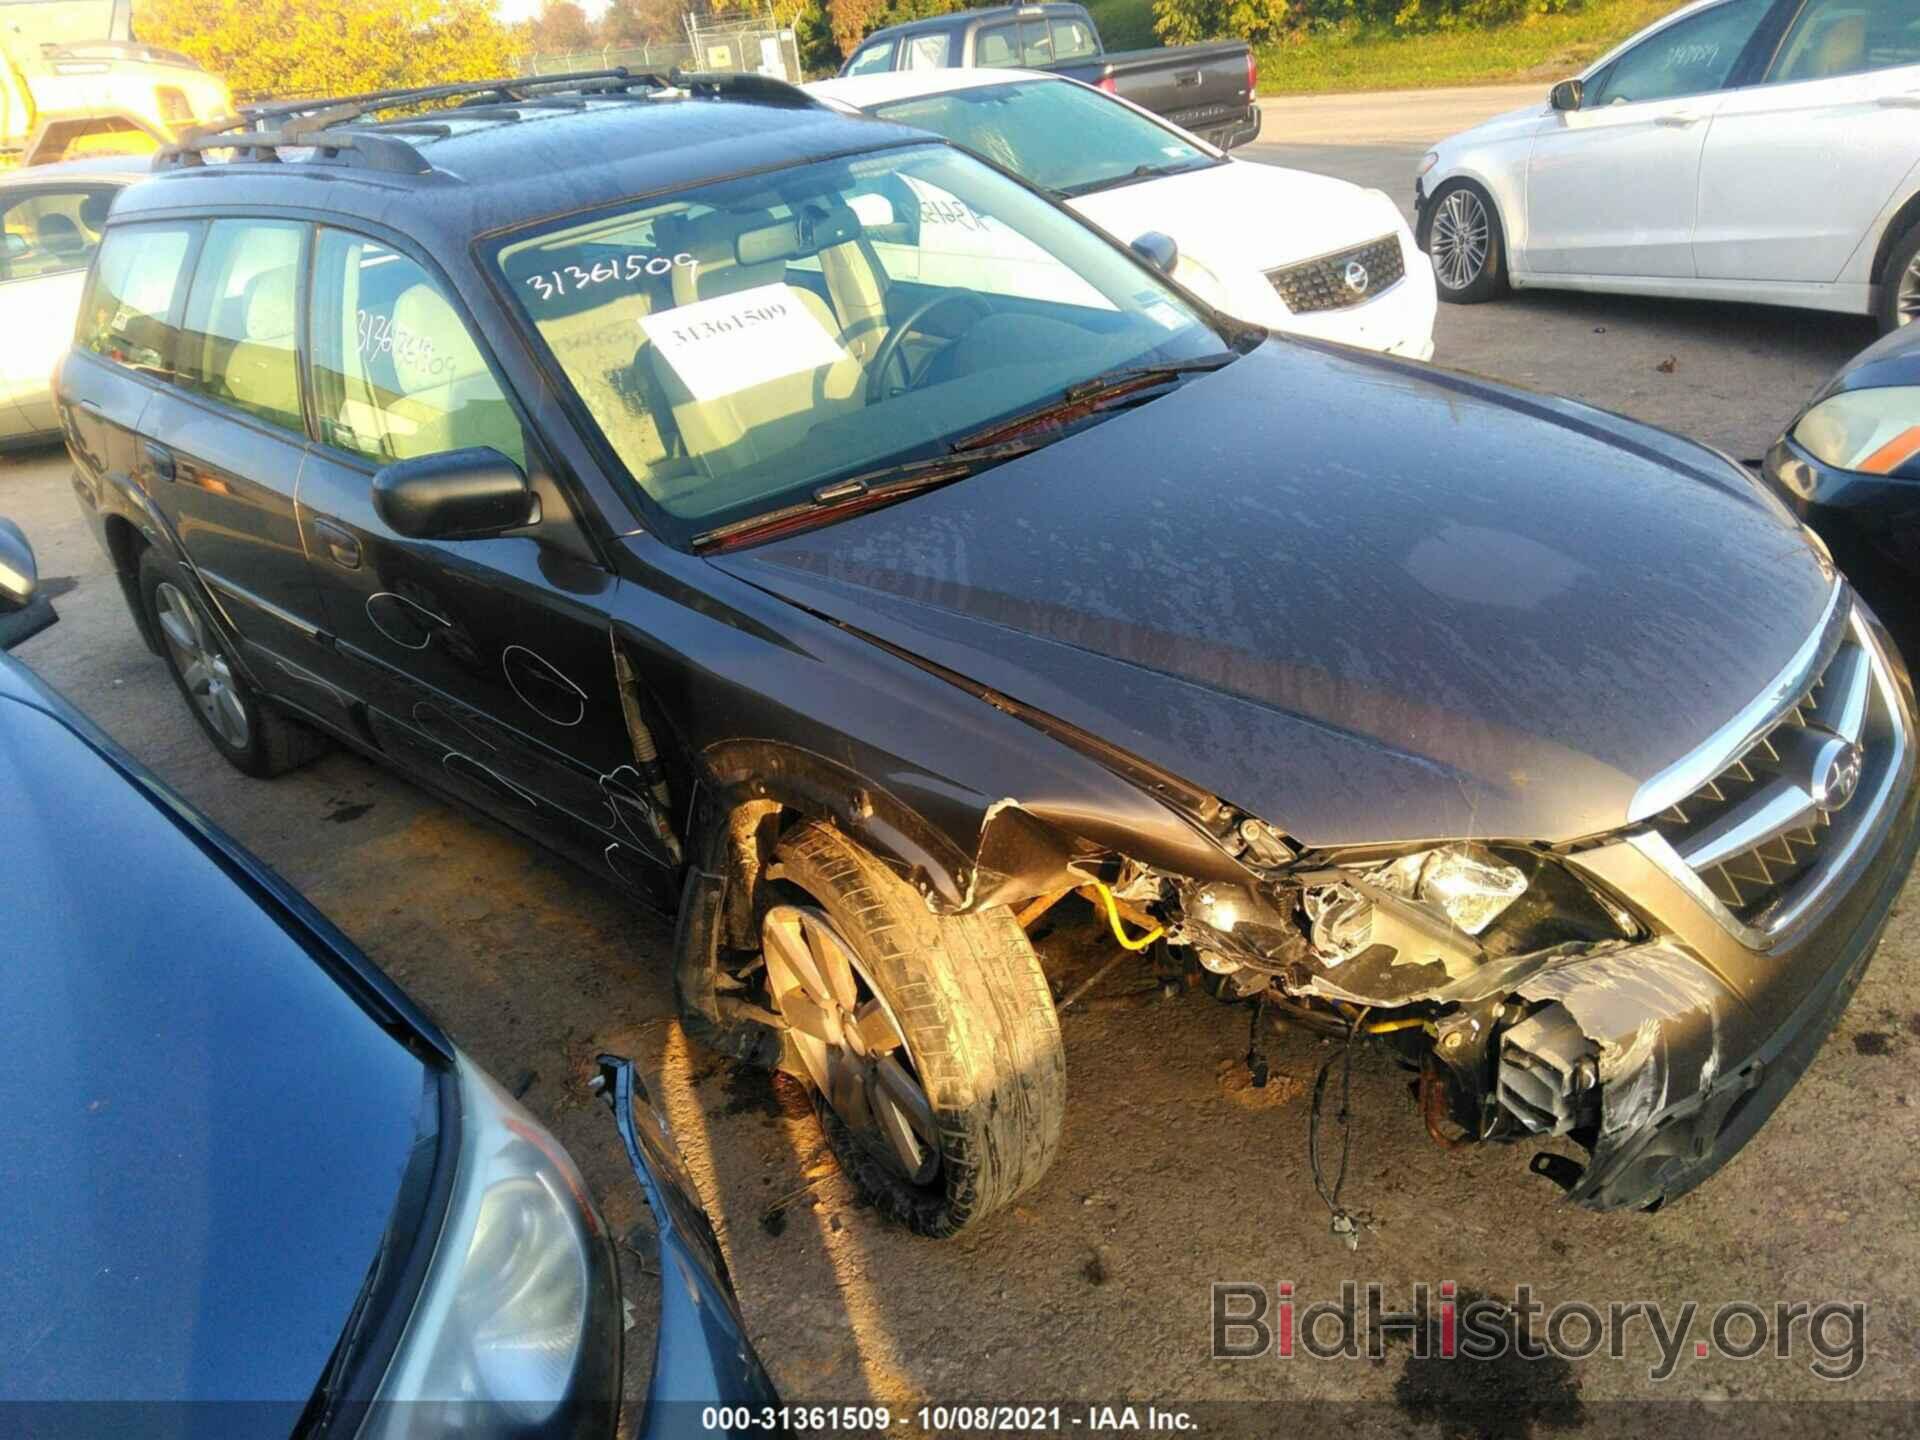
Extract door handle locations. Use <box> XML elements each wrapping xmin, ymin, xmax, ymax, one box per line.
<box><xmin>1655</xmin><ymin>111</ymin><xmax>1703</xmax><ymax>127</ymax></box>
<box><xmin>310</xmin><ymin>517</ymin><xmax>362</xmax><ymax>570</ymax></box>
<box><xmin>1175</xmin><ymin>69</ymin><xmax>1202</xmax><ymax>88</ymax></box>
<box><xmin>145</xmin><ymin>444</ymin><xmax>175</xmax><ymax>482</ymax></box>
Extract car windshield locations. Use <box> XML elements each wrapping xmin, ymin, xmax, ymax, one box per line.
<box><xmin>492</xmin><ymin>141</ymin><xmax>1230</xmax><ymax>543</ymax></box>
<box><xmin>866</xmin><ymin>80</ymin><xmax>1219</xmax><ymax>198</ymax></box>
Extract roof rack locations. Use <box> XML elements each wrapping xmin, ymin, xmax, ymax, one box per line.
<box><xmin>154</xmin><ymin>68</ymin><xmax>824</xmax><ymax>176</ymax></box>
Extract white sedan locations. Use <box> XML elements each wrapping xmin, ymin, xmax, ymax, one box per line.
<box><xmin>808</xmin><ymin>69</ymin><xmax>1437</xmax><ymax>360</ymax></box>
<box><xmin>1417</xmin><ymin>0</ymin><xmax>1920</xmax><ymax>330</ymax></box>
<box><xmin>0</xmin><ymin>158</ymin><xmax>142</xmax><ymax>447</ymax></box>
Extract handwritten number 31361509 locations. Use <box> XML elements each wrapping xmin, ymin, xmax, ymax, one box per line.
<box><xmin>525</xmin><ymin>252</ymin><xmax>697</xmax><ymax>301</ymax></box>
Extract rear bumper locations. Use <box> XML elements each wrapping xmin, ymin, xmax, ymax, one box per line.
<box><xmin>1210</xmin><ymin>105</ymin><xmax>1261</xmax><ymax>151</ymax></box>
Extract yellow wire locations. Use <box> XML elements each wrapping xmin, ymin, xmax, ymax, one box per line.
<box><xmin>1088</xmin><ymin>879</ymin><xmax>1165</xmax><ymax>952</ymax></box>
<box><xmin>1362</xmin><ymin>1016</ymin><xmax>1428</xmax><ymax>1034</ymax></box>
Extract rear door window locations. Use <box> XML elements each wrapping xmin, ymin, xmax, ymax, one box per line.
<box><xmin>1767</xmin><ymin>0</ymin><xmax>1920</xmax><ymax>84</ymax></box>
<box><xmin>906</xmin><ymin>33</ymin><xmax>952</xmax><ymax>69</ymax></box>
<box><xmin>308</xmin><ymin>227</ymin><xmax>526</xmax><ymax>469</ymax></box>
<box><xmin>77</xmin><ymin>220</ymin><xmax>201</xmax><ymax>381</ymax></box>
<box><xmin>175</xmin><ymin>219</ymin><xmax>307</xmax><ymax>433</ymax></box>
<box><xmin>0</xmin><ymin>186</ymin><xmax>116</xmax><ymax>282</ymax></box>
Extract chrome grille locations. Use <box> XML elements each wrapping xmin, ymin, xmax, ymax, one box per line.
<box><xmin>1266</xmin><ymin>234</ymin><xmax>1405</xmax><ymax>315</ymax></box>
<box><xmin>1646</xmin><ymin>603</ymin><xmax>1905</xmax><ymax>937</ymax></box>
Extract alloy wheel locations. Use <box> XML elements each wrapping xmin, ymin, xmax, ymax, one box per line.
<box><xmin>155</xmin><ymin>581</ymin><xmax>250</xmax><ymax>750</ymax></box>
<box><xmin>1899</xmin><ymin>253</ymin><xmax>1920</xmax><ymax>327</ymax></box>
<box><xmin>1431</xmin><ymin>189</ymin><xmax>1491</xmax><ymax>293</ymax></box>
<box><xmin>761</xmin><ymin>904</ymin><xmax>940</xmax><ymax>1187</ymax></box>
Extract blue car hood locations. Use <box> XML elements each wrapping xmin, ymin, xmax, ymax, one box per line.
<box><xmin>716</xmin><ymin>340</ymin><xmax>1837</xmax><ymax>848</ymax></box>
<box><xmin>0</xmin><ymin>663</ymin><xmax>431</xmax><ymax>1405</ymax></box>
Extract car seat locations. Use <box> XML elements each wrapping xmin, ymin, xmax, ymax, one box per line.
<box><xmin>648</xmin><ymin>207</ymin><xmax>869</xmax><ymax>477</ymax></box>
<box><xmin>221</xmin><ymin>266</ymin><xmax>301</xmax><ymax>429</ymax></box>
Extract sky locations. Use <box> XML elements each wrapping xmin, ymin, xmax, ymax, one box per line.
<box><xmin>495</xmin><ymin>0</ymin><xmax>612</xmax><ymax>22</ymax></box>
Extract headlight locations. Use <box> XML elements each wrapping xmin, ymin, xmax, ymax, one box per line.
<box><xmin>1369</xmin><ymin>847</ymin><xmax>1527</xmax><ymax>934</ymax></box>
<box><xmin>1793</xmin><ymin>387</ymin><xmax>1920</xmax><ymax>475</ymax></box>
<box><xmin>365</xmin><ymin>1056</ymin><xmax>619</xmax><ymax>1437</ymax></box>
<box><xmin>1417</xmin><ymin>152</ymin><xmax>1438</xmax><ymax>178</ymax></box>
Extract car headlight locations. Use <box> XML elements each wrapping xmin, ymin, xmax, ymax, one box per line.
<box><xmin>1793</xmin><ymin>387</ymin><xmax>1920</xmax><ymax>475</ymax></box>
<box><xmin>1417</xmin><ymin>152</ymin><xmax>1438</xmax><ymax>178</ymax></box>
<box><xmin>365</xmin><ymin>1056</ymin><xmax>620</xmax><ymax>1437</ymax></box>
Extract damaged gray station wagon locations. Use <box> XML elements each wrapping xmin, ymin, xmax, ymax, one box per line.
<box><xmin>63</xmin><ymin>71</ymin><xmax>1920</xmax><ymax>1237</ymax></box>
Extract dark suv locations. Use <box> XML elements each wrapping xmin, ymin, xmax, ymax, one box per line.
<box><xmin>62</xmin><ymin>70</ymin><xmax>1920</xmax><ymax>1238</ymax></box>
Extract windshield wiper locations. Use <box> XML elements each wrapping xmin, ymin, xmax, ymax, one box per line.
<box><xmin>693</xmin><ymin>438</ymin><xmax>1046</xmax><ymax>551</ymax></box>
<box><xmin>1061</xmin><ymin>158</ymin><xmax>1218</xmax><ymax>198</ymax></box>
<box><xmin>953</xmin><ymin>351</ymin><xmax>1241</xmax><ymax>452</ymax></box>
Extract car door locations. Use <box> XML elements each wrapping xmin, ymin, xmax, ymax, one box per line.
<box><xmin>61</xmin><ymin>220</ymin><xmax>199</xmax><ymax>531</ymax></box>
<box><xmin>0</xmin><ymin>182</ymin><xmax>117</xmax><ymax>434</ymax></box>
<box><xmin>1696</xmin><ymin>0</ymin><xmax>1920</xmax><ymax>282</ymax></box>
<box><xmin>130</xmin><ymin>218</ymin><xmax>337</xmax><ymax>688</ymax></box>
<box><xmin>1524</xmin><ymin>0</ymin><xmax>1782</xmax><ymax>277</ymax></box>
<box><xmin>293</xmin><ymin>226</ymin><xmax>673</xmax><ymax>901</ymax></box>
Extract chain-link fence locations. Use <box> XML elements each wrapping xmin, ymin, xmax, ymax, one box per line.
<box><xmin>518</xmin><ymin>6</ymin><xmax>801</xmax><ymax>83</ymax></box>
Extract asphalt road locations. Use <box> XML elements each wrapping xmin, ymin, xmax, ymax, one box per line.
<box><xmin>6</xmin><ymin>87</ymin><xmax>1917</xmax><ymax>1433</ymax></box>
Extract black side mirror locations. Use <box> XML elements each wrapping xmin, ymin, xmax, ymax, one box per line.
<box><xmin>372</xmin><ymin>447</ymin><xmax>537</xmax><ymax>541</ymax></box>
<box><xmin>0</xmin><ymin>518</ymin><xmax>57</xmax><ymax>649</ymax></box>
<box><xmin>1550</xmin><ymin>79</ymin><xmax>1583</xmax><ymax>112</ymax></box>
<box><xmin>1131</xmin><ymin>230</ymin><xmax>1179</xmax><ymax>277</ymax></box>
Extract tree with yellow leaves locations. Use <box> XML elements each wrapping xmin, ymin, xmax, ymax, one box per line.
<box><xmin>139</xmin><ymin>0</ymin><xmax>520</xmax><ymax>103</ymax></box>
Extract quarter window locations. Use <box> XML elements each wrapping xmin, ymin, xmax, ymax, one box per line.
<box><xmin>1768</xmin><ymin>0</ymin><xmax>1920</xmax><ymax>84</ymax></box>
<box><xmin>1584</xmin><ymin>0</ymin><xmax>1772</xmax><ymax>107</ymax></box>
<box><xmin>1</xmin><ymin>186</ymin><xmax>116</xmax><ymax>282</ymax></box>
<box><xmin>176</xmin><ymin>219</ymin><xmax>306</xmax><ymax>433</ymax></box>
<box><xmin>309</xmin><ymin>228</ymin><xmax>526</xmax><ymax>469</ymax></box>
<box><xmin>76</xmin><ymin>221</ymin><xmax>199</xmax><ymax>380</ymax></box>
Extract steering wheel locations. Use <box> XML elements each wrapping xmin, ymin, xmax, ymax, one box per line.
<box><xmin>864</xmin><ymin>290</ymin><xmax>993</xmax><ymax>405</ymax></box>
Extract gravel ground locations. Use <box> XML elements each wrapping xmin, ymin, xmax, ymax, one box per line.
<box><xmin>4</xmin><ymin>88</ymin><xmax>1916</xmax><ymax>1434</ymax></box>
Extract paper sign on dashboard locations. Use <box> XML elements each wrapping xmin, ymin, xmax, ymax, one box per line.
<box><xmin>640</xmin><ymin>283</ymin><xmax>846</xmax><ymax>402</ymax></box>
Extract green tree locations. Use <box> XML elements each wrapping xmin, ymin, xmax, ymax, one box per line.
<box><xmin>141</xmin><ymin>0</ymin><xmax>519</xmax><ymax>100</ymax></box>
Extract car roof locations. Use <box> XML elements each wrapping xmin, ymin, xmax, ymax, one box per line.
<box><xmin>862</xmin><ymin>2</ymin><xmax>1082</xmax><ymax>41</ymax></box>
<box><xmin>808</xmin><ymin>67</ymin><xmax>1056</xmax><ymax>109</ymax></box>
<box><xmin>111</xmin><ymin>95</ymin><xmax>928</xmax><ymax>243</ymax></box>
<box><xmin>0</xmin><ymin>155</ymin><xmax>149</xmax><ymax>188</ymax></box>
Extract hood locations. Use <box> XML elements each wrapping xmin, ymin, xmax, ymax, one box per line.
<box><xmin>1068</xmin><ymin>158</ymin><xmax>1404</xmax><ymax>278</ymax></box>
<box><xmin>1810</xmin><ymin>322</ymin><xmax>1920</xmax><ymax>410</ymax></box>
<box><xmin>0</xmin><ymin>668</ymin><xmax>431</xmax><ymax>1404</ymax></box>
<box><xmin>713</xmin><ymin>340</ymin><xmax>1837</xmax><ymax>849</ymax></box>
<box><xmin>1437</xmin><ymin>101</ymin><xmax>1550</xmax><ymax>152</ymax></box>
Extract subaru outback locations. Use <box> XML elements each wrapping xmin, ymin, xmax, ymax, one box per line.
<box><xmin>61</xmin><ymin>69</ymin><xmax>1920</xmax><ymax>1238</ymax></box>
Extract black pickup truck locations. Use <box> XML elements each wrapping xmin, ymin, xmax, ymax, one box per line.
<box><xmin>838</xmin><ymin>2</ymin><xmax>1260</xmax><ymax>150</ymax></box>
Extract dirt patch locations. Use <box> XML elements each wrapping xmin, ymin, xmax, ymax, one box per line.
<box><xmin>1216</xmin><ymin>1057</ymin><xmax>1307</xmax><ymax>1110</ymax></box>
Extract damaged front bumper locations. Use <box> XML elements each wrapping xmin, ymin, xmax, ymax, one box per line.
<box><xmin>1155</xmin><ymin>598</ymin><xmax>1920</xmax><ymax>1213</ymax></box>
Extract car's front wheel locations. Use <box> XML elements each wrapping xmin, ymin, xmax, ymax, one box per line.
<box><xmin>139</xmin><ymin>549</ymin><xmax>326</xmax><ymax>778</ymax></box>
<box><xmin>1421</xmin><ymin>178</ymin><xmax>1507</xmax><ymax>305</ymax></box>
<box><xmin>1877</xmin><ymin>218</ymin><xmax>1920</xmax><ymax>333</ymax></box>
<box><xmin>761</xmin><ymin>821</ymin><xmax>1065</xmax><ymax>1237</ymax></box>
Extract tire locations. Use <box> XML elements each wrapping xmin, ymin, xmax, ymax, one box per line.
<box><xmin>139</xmin><ymin>549</ymin><xmax>327</xmax><ymax>779</ymax></box>
<box><xmin>1877</xmin><ymin>220</ymin><xmax>1920</xmax><ymax>334</ymax></box>
<box><xmin>761</xmin><ymin>821</ymin><xmax>1065</xmax><ymax>1237</ymax></box>
<box><xmin>1420</xmin><ymin>178</ymin><xmax>1507</xmax><ymax>305</ymax></box>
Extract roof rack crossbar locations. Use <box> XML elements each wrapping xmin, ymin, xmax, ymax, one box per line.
<box><xmin>152</xmin><ymin>66</ymin><xmax>825</xmax><ymax>176</ymax></box>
